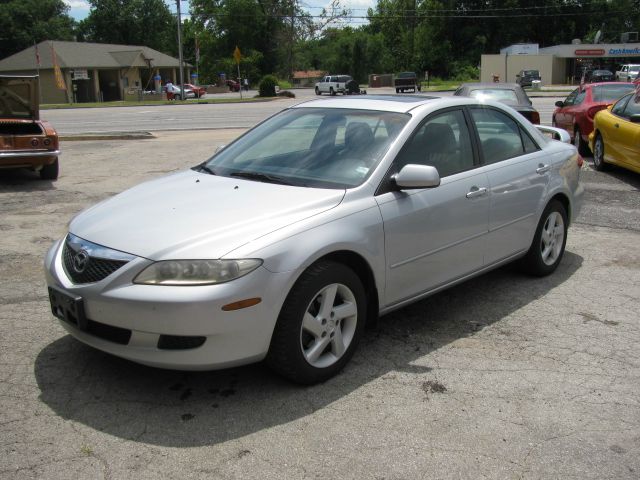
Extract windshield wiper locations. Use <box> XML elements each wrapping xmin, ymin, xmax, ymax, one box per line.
<box><xmin>194</xmin><ymin>164</ymin><xmax>216</xmax><ymax>175</ymax></box>
<box><xmin>231</xmin><ymin>171</ymin><xmax>295</xmax><ymax>185</ymax></box>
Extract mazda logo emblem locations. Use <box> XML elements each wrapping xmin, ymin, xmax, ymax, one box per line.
<box><xmin>72</xmin><ymin>250</ymin><xmax>90</xmax><ymax>273</ymax></box>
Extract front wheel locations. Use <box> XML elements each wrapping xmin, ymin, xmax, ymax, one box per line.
<box><xmin>266</xmin><ymin>260</ymin><xmax>367</xmax><ymax>384</ymax></box>
<box><xmin>593</xmin><ymin>134</ymin><xmax>608</xmax><ymax>171</ymax></box>
<box><xmin>520</xmin><ymin>200</ymin><xmax>568</xmax><ymax>276</ymax></box>
<box><xmin>330</xmin><ymin>87</ymin><xmax>336</xmax><ymax>96</ymax></box>
<box><xmin>315</xmin><ymin>87</ymin><xmax>320</xmax><ymax>95</ymax></box>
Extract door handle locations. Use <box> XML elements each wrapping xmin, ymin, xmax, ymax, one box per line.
<box><xmin>466</xmin><ymin>186</ymin><xmax>487</xmax><ymax>199</ymax></box>
<box><xmin>536</xmin><ymin>164</ymin><xmax>551</xmax><ymax>174</ymax></box>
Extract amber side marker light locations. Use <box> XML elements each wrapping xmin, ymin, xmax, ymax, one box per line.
<box><xmin>222</xmin><ymin>298</ymin><xmax>262</xmax><ymax>311</ymax></box>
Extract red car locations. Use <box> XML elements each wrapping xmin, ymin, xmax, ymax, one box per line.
<box><xmin>552</xmin><ymin>82</ymin><xmax>636</xmax><ymax>155</ymax></box>
<box><xmin>184</xmin><ymin>83</ymin><xmax>206</xmax><ymax>98</ymax></box>
<box><xmin>226</xmin><ymin>79</ymin><xmax>240</xmax><ymax>92</ymax></box>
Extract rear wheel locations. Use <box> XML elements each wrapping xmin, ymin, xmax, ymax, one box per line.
<box><xmin>520</xmin><ymin>200</ymin><xmax>567</xmax><ymax>276</ymax></box>
<box><xmin>573</xmin><ymin>127</ymin><xmax>590</xmax><ymax>156</ymax></box>
<box><xmin>40</xmin><ymin>158</ymin><xmax>59</xmax><ymax>180</ymax></box>
<box><xmin>395</xmin><ymin>88</ymin><xmax>400</xmax><ymax>93</ymax></box>
<box><xmin>174</xmin><ymin>94</ymin><xmax>181</xmax><ymax>101</ymax></box>
<box><xmin>266</xmin><ymin>260</ymin><xmax>366</xmax><ymax>384</ymax></box>
<box><xmin>330</xmin><ymin>87</ymin><xmax>336</xmax><ymax>96</ymax></box>
<box><xmin>593</xmin><ymin>133</ymin><xmax>608</xmax><ymax>171</ymax></box>
<box><xmin>315</xmin><ymin>87</ymin><xmax>320</xmax><ymax>95</ymax></box>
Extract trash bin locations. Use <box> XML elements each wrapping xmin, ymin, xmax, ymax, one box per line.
<box><xmin>532</xmin><ymin>80</ymin><xmax>541</xmax><ymax>91</ymax></box>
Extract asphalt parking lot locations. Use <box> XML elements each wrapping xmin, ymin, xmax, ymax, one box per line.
<box><xmin>1</xmin><ymin>129</ymin><xmax>639</xmax><ymax>479</ymax></box>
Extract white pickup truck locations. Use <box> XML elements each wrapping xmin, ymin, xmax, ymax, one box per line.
<box><xmin>615</xmin><ymin>64</ymin><xmax>640</xmax><ymax>82</ymax></box>
<box><xmin>315</xmin><ymin>75</ymin><xmax>352</xmax><ymax>96</ymax></box>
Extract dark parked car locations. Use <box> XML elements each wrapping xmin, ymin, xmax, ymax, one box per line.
<box><xmin>516</xmin><ymin>70</ymin><xmax>541</xmax><ymax>88</ymax></box>
<box><xmin>0</xmin><ymin>75</ymin><xmax>60</xmax><ymax>180</ymax></box>
<box><xmin>586</xmin><ymin>70</ymin><xmax>614</xmax><ymax>83</ymax></box>
<box><xmin>226</xmin><ymin>80</ymin><xmax>240</xmax><ymax>92</ymax></box>
<box><xmin>394</xmin><ymin>72</ymin><xmax>421</xmax><ymax>93</ymax></box>
<box><xmin>454</xmin><ymin>83</ymin><xmax>540</xmax><ymax>124</ymax></box>
<box><xmin>552</xmin><ymin>82</ymin><xmax>636</xmax><ymax>155</ymax></box>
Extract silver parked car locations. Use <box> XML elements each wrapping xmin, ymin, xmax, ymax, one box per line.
<box><xmin>45</xmin><ymin>96</ymin><xmax>584</xmax><ymax>384</ymax></box>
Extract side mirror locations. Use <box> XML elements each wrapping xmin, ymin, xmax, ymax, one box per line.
<box><xmin>392</xmin><ymin>164</ymin><xmax>441</xmax><ymax>189</ymax></box>
<box><xmin>555</xmin><ymin>101</ymin><xmax>564</xmax><ymax>108</ymax></box>
<box><xmin>535</xmin><ymin>125</ymin><xmax>571</xmax><ymax>143</ymax></box>
<box><xmin>630</xmin><ymin>114</ymin><xmax>640</xmax><ymax>123</ymax></box>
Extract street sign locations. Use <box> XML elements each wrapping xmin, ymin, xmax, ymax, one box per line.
<box><xmin>233</xmin><ymin>46</ymin><xmax>241</xmax><ymax>64</ymax></box>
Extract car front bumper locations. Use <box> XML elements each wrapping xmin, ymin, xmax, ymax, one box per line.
<box><xmin>44</xmin><ymin>238</ymin><xmax>290</xmax><ymax>370</ymax></box>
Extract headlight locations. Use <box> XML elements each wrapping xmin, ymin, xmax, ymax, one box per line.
<box><xmin>133</xmin><ymin>259</ymin><xmax>262</xmax><ymax>286</ymax></box>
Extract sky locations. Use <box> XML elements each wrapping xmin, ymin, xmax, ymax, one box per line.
<box><xmin>62</xmin><ymin>0</ymin><xmax>374</xmax><ymax>26</ymax></box>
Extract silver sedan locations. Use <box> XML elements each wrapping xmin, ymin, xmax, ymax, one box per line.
<box><xmin>45</xmin><ymin>95</ymin><xmax>584</xmax><ymax>384</ymax></box>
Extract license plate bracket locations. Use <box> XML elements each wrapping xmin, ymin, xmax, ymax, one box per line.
<box><xmin>48</xmin><ymin>286</ymin><xmax>88</xmax><ymax>331</ymax></box>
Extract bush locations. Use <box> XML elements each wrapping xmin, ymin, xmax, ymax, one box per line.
<box><xmin>259</xmin><ymin>75</ymin><xmax>278</xmax><ymax>97</ymax></box>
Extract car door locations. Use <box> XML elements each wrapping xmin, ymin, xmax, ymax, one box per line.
<box><xmin>376</xmin><ymin>108</ymin><xmax>490</xmax><ymax>306</ymax></box>
<box><xmin>555</xmin><ymin>89</ymin><xmax>583</xmax><ymax>134</ymax></box>
<box><xmin>468</xmin><ymin>106</ymin><xmax>551</xmax><ymax>264</ymax></box>
<box><xmin>611</xmin><ymin>93</ymin><xmax>640</xmax><ymax>168</ymax></box>
<box><xmin>604</xmin><ymin>94</ymin><xmax>633</xmax><ymax>163</ymax></box>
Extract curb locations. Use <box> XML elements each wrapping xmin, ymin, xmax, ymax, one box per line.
<box><xmin>60</xmin><ymin>132</ymin><xmax>155</xmax><ymax>141</ymax></box>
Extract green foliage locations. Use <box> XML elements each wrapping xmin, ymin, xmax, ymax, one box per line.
<box><xmin>259</xmin><ymin>75</ymin><xmax>278</xmax><ymax>97</ymax></box>
<box><xmin>0</xmin><ymin>0</ymin><xmax>75</xmax><ymax>59</ymax></box>
<box><xmin>77</xmin><ymin>0</ymin><xmax>176</xmax><ymax>55</ymax></box>
<box><xmin>278</xmin><ymin>80</ymin><xmax>292</xmax><ymax>89</ymax></box>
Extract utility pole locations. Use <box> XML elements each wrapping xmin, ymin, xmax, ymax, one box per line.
<box><xmin>176</xmin><ymin>0</ymin><xmax>185</xmax><ymax>100</ymax></box>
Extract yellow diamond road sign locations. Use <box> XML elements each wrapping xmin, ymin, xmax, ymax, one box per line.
<box><xmin>233</xmin><ymin>46</ymin><xmax>241</xmax><ymax>64</ymax></box>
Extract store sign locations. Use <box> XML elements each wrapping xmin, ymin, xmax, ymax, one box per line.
<box><xmin>574</xmin><ymin>49</ymin><xmax>605</xmax><ymax>56</ymax></box>
<box><xmin>72</xmin><ymin>69</ymin><xmax>89</xmax><ymax>80</ymax></box>
<box><xmin>608</xmin><ymin>47</ymin><xmax>640</xmax><ymax>55</ymax></box>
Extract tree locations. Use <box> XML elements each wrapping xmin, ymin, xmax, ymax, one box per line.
<box><xmin>77</xmin><ymin>0</ymin><xmax>176</xmax><ymax>55</ymax></box>
<box><xmin>0</xmin><ymin>0</ymin><xmax>75</xmax><ymax>60</ymax></box>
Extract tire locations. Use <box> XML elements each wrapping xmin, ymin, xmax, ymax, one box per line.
<box><xmin>174</xmin><ymin>94</ymin><xmax>181</xmax><ymax>101</ymax></box>
<box><xmin>40</xmin><ymin>158</ymin><xmax>59</xmax><ymax>180</ymax></box>
<box><xmin>396</xmin><ymin>88</ymin><xmax>400</xmax><ymax>93</ymax></box>
<box><xmin>551</xmin><ymin>116</ymin><xmax>556</xmax><ymax>127</ymax></box>
<box><xmin>573</xmin><ymin>127</ymin><xmax>590</xmax><ymax>156</ymax></box>
<box><xmin>330</xmin><ymin>87</ymin><xmax>335</xmax><ymax>96</ymax></box>
<box><xmin>315</xmin><ymin>87</ymin><xmax>320</xmax><ymax>95</ymax></box>
<box><xmin>520</xmin><ymin>200</ymin><xmax>568</xmax><ymax>276</ymax></box>
<box><xmin>593</xmin><ymin>133</ymin><xmax>609</xmax><ymax>171</ymax></box>
<box><xmin>266</xmin><ymin>260</ymin><xmax>367</xmax><ymax>384</ymax></box>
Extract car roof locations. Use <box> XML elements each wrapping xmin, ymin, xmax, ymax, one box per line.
<box><xmin>292</xmin><ymin>95</ymin><xmax>486</xmax><ymax>114</ymax></box>
<box><xmin>459</xmin><ymin>82</ymin><xmax>521</xmax><ymax>90</ymax></box>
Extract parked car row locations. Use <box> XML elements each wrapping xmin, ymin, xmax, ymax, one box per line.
<box><xmin>552</xmin><ymin>82</ymin><xmax>637</xmax><ymax>155</ymax></box>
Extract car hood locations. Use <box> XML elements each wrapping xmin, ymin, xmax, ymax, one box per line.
<box><xmin>70</xmin><ymin>170</ymin><xmax>345</xmax><ymax>260</ymax></box>
<box><xmin>0</xmin><ymin>75</ymin><xmax>39</xmax><ymax>120</ymax></box>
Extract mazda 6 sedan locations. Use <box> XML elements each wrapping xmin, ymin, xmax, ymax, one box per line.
<box><xmin>45</xmin><ymin>96</ymin><xmax>584</xmax><ymax>384</ymax></box>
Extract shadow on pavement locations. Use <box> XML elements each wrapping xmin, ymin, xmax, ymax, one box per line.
<box><xmin>35</xmin><ymin>251</ymin><xmax>583</xmax><ymax>447</ymax></box>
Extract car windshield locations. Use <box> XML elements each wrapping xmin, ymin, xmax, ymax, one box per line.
<box><xmin>469</xmin><ymin>89</ymin><xmax>519</xmax><ymax>103</ymax></box>
<box><xmin>398</xmin><ymin>72</ymin><xmax>416</xmax><ymax>78</ymax></box>
<box><xmin>523</xmin><ymin>71</ymin><xmax>539</xmax><ymax>76</ymax></box>
<box><xmin>201</xmin><ymin>108</ymin><xmax>410</xmax><ymax>189</ymax></box>
<box><xmin>592</xmin><ymin>84</ymin><xmax>636</xmax><ymax>102</ymax></box>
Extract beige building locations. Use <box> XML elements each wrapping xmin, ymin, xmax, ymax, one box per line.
<box><xmin>0</xmin><ymin>41</ymin><xmax>191</xmax><ymax>103</ymax></box>
<box><xmin>481</xmin><ymin>42</ymin><xmax>640</xmax><ymax>84</ymax></box>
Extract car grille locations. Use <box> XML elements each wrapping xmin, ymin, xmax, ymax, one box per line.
<box><xmin>62</xmin><ymin>241</ymin><xmax>129</xmax><ymax>284</ymax></box>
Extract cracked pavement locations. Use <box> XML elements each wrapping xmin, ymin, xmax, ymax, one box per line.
<box><xmin>0</xmin><ymin>130</ymin><xmax>639</xmax><ymax>479</ymax></box>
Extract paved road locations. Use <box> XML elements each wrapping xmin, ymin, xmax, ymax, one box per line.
<box><xmin>42</xmin><ymin>88</ymin><xmax>566</xmax><ymax>135</ymax></box>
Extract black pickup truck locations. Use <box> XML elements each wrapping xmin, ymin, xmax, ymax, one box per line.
<box><xmin>395</xmin><ymin>72</ymin><xmax>421</xmax><ymax>93</ymax></box>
